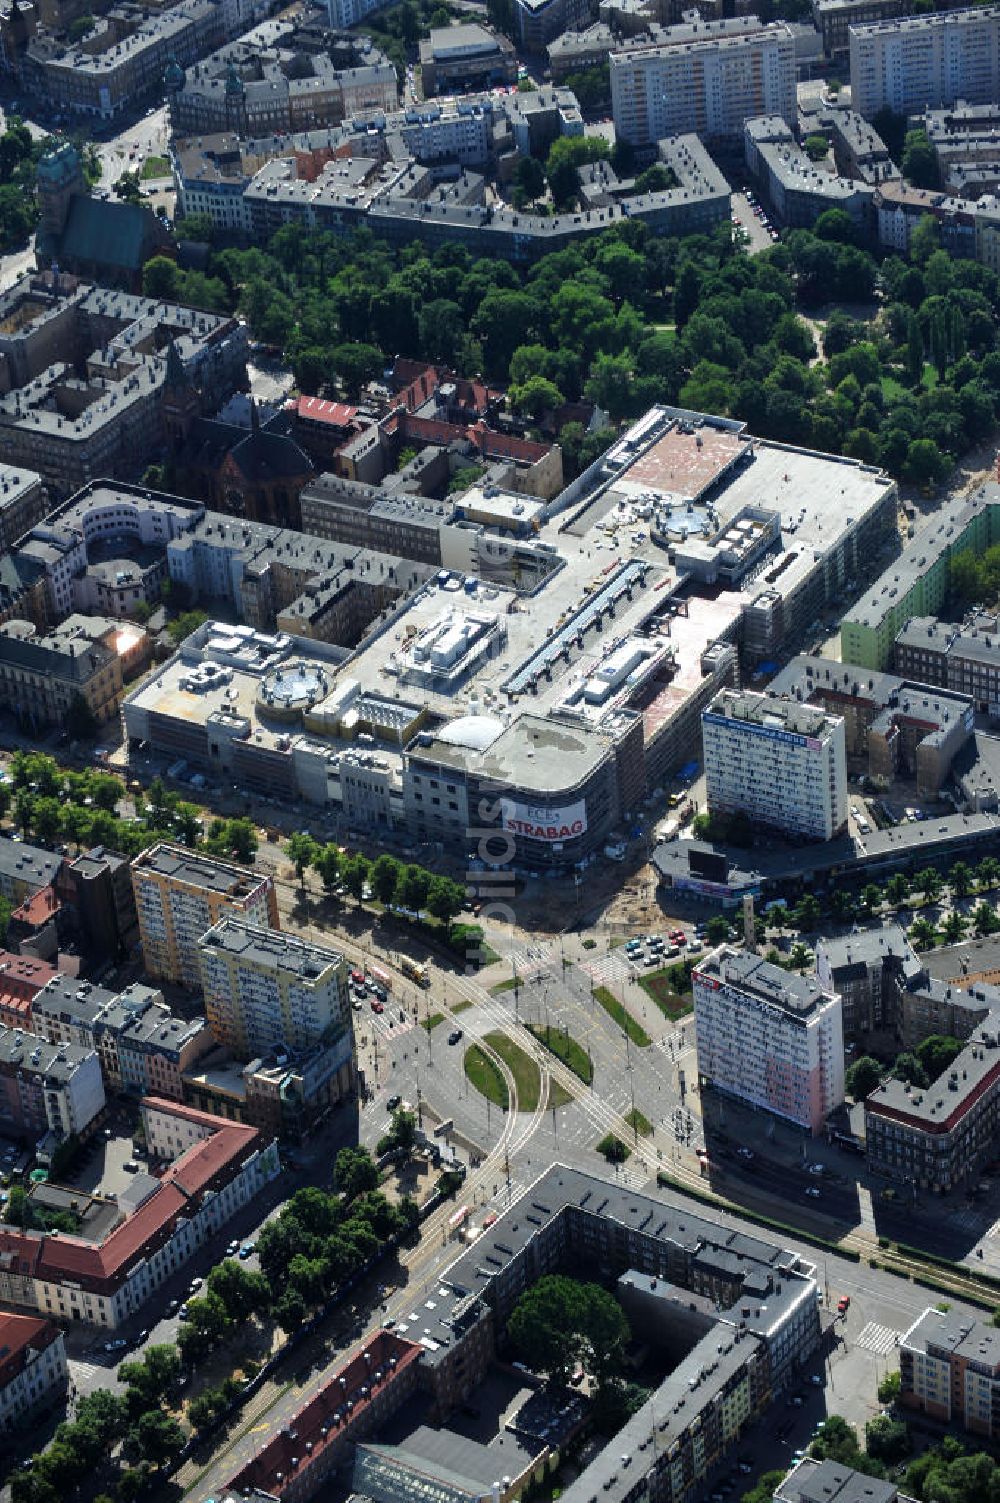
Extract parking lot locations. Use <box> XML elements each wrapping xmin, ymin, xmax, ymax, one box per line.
<box><xmin>731</xmin><ymin>187</ymin><xmax>776</xmax><ymax>255</ymax></box>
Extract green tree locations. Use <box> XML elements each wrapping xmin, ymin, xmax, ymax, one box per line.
<box><xmin>705</xmin><ymin>915</ymin><xmax>730</xmax><ymax>945</ymax></box>
<box><xmin>803</xmin><ymin>133</ymin><xmax>829</xmax><ymax>161</ymax></box>
<box><xmin>286</xmin><ymin>832</ymin><xmax>318</xmax><ymax>884</ymax></box>
<box><xmin>793</xmin><ymin>893</ymin><xmax>822</xmax><ymax>931</ymax></box>
<box><xmin>123</xmin><ymin>1410</ymin><xmax>184</xmax><ymax>1467</ymax></box>
<box><xmin>845</xmin><ymin>1055</ymin><xmax>882</xmax><ymax>1101</ymax></box>
<box><xmin>941</xmin><ymin>909</ymin><xmax>968</xmax><ymax>945</ymax></box>
<box><xmin>332</xmin><ymin>342</ymin><xmax>382</xmax><ymax>399</ymax></box>
<box><xmin>859</xmin><ymin>883</ymin><xmax>884</xmax><ymax>915</ymax></box>
<box><xmin>916</xmin><ymin>1034</ymin><xmax>963</xmax><ymax>1083</ymax></box>
<box><xmin>142</xmin><ymin>256</ymin><xmax>180</xmax><ymax>300</ymax></box>
<box><xmin>513</xmin><ymin>154</ymin><xmax>546</xmax><ymax>205</ymax></box>
<box><xmin>510</xmin><ymin>374</ymin><xmax>564</xmax><ymax>419</ymax></box>
<box><xmin>275</xmin><ymin>1287</ymin><xmax>307</xmax><ymax>1334</ymax></box>
<box><xmin>973</xmin><ymin>901</ymin><xmax>1000</xmax><ymax>936</ymax></box>
<box><xmin>949</xmin><ymin>861</ymin><xmax>973</xmax><ymax>898</ymax></box>
<box><xmin>877</xmin><ymin>1369</ymin><xmax>901</xmax><ymax>1403</ymax></box>
<box><xmin>369</xmin><ymin>853</ymin><xmax>401</xmax><ymax>904</ymax></box>
<box><xmin>892</xmin><ymin>1052</ymin><xmax>928</xmax><ymax>1088</ymax></box>
<box><xmin>174</xmin><ymin>801</ymin><xmax>200</xmax><ymax>847</ymax></box>
<box><xmin>507</xmin><ymin>1275</ymin><xmax>629</xmax><ymax>1387</ymax></box>
<box><xmin>739</xmin><ymin>1475</ymin><xmax>789</xmax><ymax>1503</ymax></box>
<box><xmin>901</xmin><ymin>129</ymin><xmax>939</xmax><ymax>189</ymax></box>
<box><xmin>334</xmin><ymin>1145</ymin><xmax>379</xmax><ymax>1202</ymax></box>
<box><xmin>119</xmin><ymin>1344</ymin><xmax>181</xmax><ymax>1413</ymax></box>
<box><xmin>886</xmin><ymin>872</ymin><xmax>910</xmax><ymax>906</ymax></box>
<box><xmin>788</xmin><ymin>941</ymin><xmax>813</xmax><ymax>973</ymax></box>
<box><xmin>829</xmin><ymin>888</ymin><xmax>856</xmax><ymax>925</ymax></box>
<box><xmin>916</xmin><ymin>867</ymin><xmax>944</xmax><ymax>905</ymax></box>
<box><xmin>341</xmin><ymin>852</ymin><xmax>370</xmax><ymax>903</ymax></box>
<box><xmin>909</xmin><ymin>213</ymin><xmax>940</xmax><ymax>266</ymax></box>
<box><xmin>908</xmin><ymin>916</ymin><xmax>938</xmax><ymax>951</ymax></box>
<box><xmin>207</xmin><ymin>1259</ymin><xmax>272</xmax><ymax>1322</ymax></box>
<box><xmin>865</xmin><ymin>1415</ymin><xmax>910</xmax><ymax>1462</ymax></box>
<box><xmin>426</xmin><ymin>875</ymin><xmax>465</xmax><ymax>925</ymax></box>
<box><xmin>314</xmin><ymin>842</ymin><xmax>341</xmax><ymax>893</ymax></box>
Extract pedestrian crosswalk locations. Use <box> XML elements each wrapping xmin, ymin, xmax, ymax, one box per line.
<box><xmin>68</xmin><ymin>1359</ymin><xmax>105</xmax><ymax>1390</ymax></box>
<box><xmin>506</xmin><ymin>943</ymin><xmax>555</xmax><ymax>980</ymax></box>
<box><xmin>580</xmin><ymin>951</ymin><xmax>633</xmax><ymax>987</ymax></box>
<box><xmin>856</xmin><ymin>1322</ymin><xmax>899</xmax><ymax>1355</ymax></box>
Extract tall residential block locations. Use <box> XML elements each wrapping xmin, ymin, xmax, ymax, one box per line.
<box><xmin>196</xmin><ymin>917</ymin><xmax>350</xmax><ymax>1060</ymax></box>
<box><xmin>610</xmin><ymin>18</ymin><xmax>796</xmax><ymax>146</ymax></box>
<box><xmin>702</xmin><ymin>688</ymin><xmax>848</xmax><ymax>841</ymax></box>
<box><xmin>692</xmin><ymin>947</ymin><xmax>845</xmax><ymax>1134</ymax></box>
<box><xmin>131</xmin><ymin>844</ymin><xmax>278</xmax><ymax>990</ymax></box>
<box><xmin>850</xmin><ymin>7</ymin><xmax>1000</xmax><ymax>119</ymax></box>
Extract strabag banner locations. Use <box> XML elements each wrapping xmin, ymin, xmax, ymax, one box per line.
<box><xmin>500</xmin><ymin>798</ymin><xmax>588</xmax><ymax>843</ymax></box>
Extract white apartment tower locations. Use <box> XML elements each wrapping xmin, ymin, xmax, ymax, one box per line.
<box><xmin>850</xmin><ymin>7</ymin><xmax>1000</xmax><ymax>120</ymax></box>
<box><xmin>610</xmin><ymin>18</ymin><xmax>796</xmax><ymax>146</ymax></box>
<box><xmin>693</xmin><ymin>946</ymin><xmax>845</xmax><ymax>1134</ymax></box>
<box><xmin>702</xmin><ymin>689</ymin><xmax>848</xmax><ymax>842</ymax></box>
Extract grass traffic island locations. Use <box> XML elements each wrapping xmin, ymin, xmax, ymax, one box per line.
<box><xmin>490</xmin><ymin>977</ymin><xmax>518</xmax><ymax>995</ymax></box>
<box><xmin>140</xmin><ymin>154</ymin><xmax>171</xmax><ymax>179</ymax></box>
<box><xmin>592</xmin><ymin>985</ymin><xmax>652</xmax><ymax>1047</ymax></box>
<box><xmin>464</xmin><ymin>1033</ymin><xmax>571</xmax><ymax>1112</ymax></box>
<box><xmin>464</xmin><ymin>1043</ymin><xmax>509</xmax><ymax>1110</ymax></box>
<box><xmin>623</xmin><ymin>1107</ymin><xmax>653</xmax><ymax>1137</ymax></box>
<box><xmin>421</xmin><ymin>1012</ymin><xmax>444</xmax><ymax>1033</ymax></box>
<box><xmin>526</xmin><ymin>1023</ymin><xmax>593</xmax><ymax>1085</ymax></box>
<box><xmin>639</xmin><ymin>967</ymin><xmax>693</xmax><ymax>1021</ymax></box>
<box><xmin>484</xmin><ymin>1031</ymin><xmax>548</xmax><ymax>1111</ymax></box>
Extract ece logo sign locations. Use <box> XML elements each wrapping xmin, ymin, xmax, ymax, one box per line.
<box><xmin>501</xmin><ymin>798</ymin><xmax>588</xmax><ymax>843</ymax></box>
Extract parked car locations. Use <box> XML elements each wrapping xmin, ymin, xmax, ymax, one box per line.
<box><xmin>448</xmin><ymin>1029</ymin><xmax>463</xmax><ymax>1045</ymax></box>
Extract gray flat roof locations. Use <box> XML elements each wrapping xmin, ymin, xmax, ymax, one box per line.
<box><xmin>776</xmin><ymin>1458</ymin><xmax>905</xmax><ymax>1503</ymax></box>
<box><xmin>132</xmin><ymin>844</ymin><xmax>267</xmax><ymax>897</ymax></box>
<box><xmin>197</xmin><ymin>917</ymin><xmax>345</xmax><ymax>981</ymax></box>
<box><xmin>697</xmin><ymin>946</ymin><xmax>835</xmax><ymax>1018</ymax></box>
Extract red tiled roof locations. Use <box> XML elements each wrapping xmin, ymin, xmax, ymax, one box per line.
<box><xmin>0</xmin><ymin>951</ymin><xmax>56</xmax><ymax>1000</ymax></box>
<box><xmin>9</xmin><ymin>1099</ymin><xmax>263</xmax><ymax>1296</ymax></box>
<box><xmin>228</xmin><ymin>1332</ymin><xmax>423</xmax><ymax>1496</ymax></box>
<box><xmin>0</xmin><ymin>1312</ymin><xmax>58</xmax><ymax>1389</ymax></box>
<box><xmin>289</xmin><ymin>396</ymin><xmax>359</xmax><ymax>428</ymax></box>
<box><xmin>11</xmin><ymin>886</ymin><xmax>61</xmax><ymax>929</ymax></box>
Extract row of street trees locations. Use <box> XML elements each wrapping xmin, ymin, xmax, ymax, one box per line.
<box><xmin>4</xmin><ymin>751</ymin><xmax>257</xmax><ymax>865</ymax></box>
<box><xmin>181</xmin><ymin>1146</ymin><xmax>418</xmax><ymax>1361</ymax></box>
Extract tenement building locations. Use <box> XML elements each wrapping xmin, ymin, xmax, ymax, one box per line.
<box><xmin>0</xmin><ymin>1098</ymin><xmax>279</xmax><ymax>1327</ymax></box>
<box><xmin>196</xmin><ymin>918</ymin><xmax>350</xmax><ymax>1060</ymax></box>
<box><xmin>0</xmin><ymin>272</ymin><xmax>247</xmax><ymax>498</ymax></box>
<box><xmin>899</xmin><ymin>1306</ymin><xmax>1000</xmax><ymax>1439</ymax></box>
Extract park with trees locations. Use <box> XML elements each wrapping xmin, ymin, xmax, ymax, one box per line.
<box><xmin>137</xmin><ymin>196</ymin><xmax>1000</xmax><ymax>491</ymax></box>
